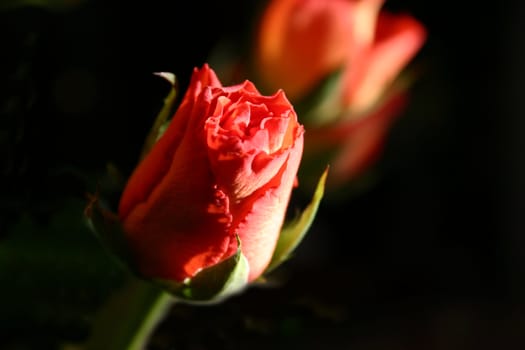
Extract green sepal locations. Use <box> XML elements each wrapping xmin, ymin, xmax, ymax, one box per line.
<box><xmin>84</xmin><ymin>193</ymin><xmax>135</xmax><ymax>273</ymax></box>
<box><xmin>85</xmin><ymin>196</ymin><xmax>249</xmax><ymax>304</ymax></box>
<box><xmin>153</xmin><ymin>235</ymin><xmax>250</xmax><ymax>305</ymax></box>
<box><xmin>265</xmin><ymin>166</ymin><xmax>329</xmax><ymax>274</ymax></box>
<box><xmin>294</xmin><ymin>67</ymin><xmax>344</xmax><ymax>127</ymax></box>
<box><xmin>139</xmin><ymin>72</ymin><xmax>178</xmax><ymax>161</ymax></box>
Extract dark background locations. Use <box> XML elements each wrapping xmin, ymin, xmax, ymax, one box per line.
<box><xmin>1</xmin><ymin>0</ymin><xmax>525</xmax><ymax>349</ymax></box>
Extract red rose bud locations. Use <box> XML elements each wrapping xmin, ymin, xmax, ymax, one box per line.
<box><xmin>251</xmin><ymin>0</ymin><xmax>426</xmax><ymax>189</ymax></box>
<box><xmin>90</xmin><ymin>63</ymin><xmax>315</xmax><ymax>302</ymax></box>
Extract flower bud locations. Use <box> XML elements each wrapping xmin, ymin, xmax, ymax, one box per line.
<box><xmin>86</xmin><ymin>64</ymin><xmax>326</xmax><ymax>303</ymax></box>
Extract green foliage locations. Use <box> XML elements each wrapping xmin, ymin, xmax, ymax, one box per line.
<box><xmin>0</xmin><ymin>197</ymin><xmax>126</xmax><ymax>347</ymax></box>
<box><xmin>139</xmin><ymin>72</ymin><xmax>178</xmax><ymax>161</ymax></box>
<box><xmin>294</xmin><ymin>68</ymin><xmax>344</xmax><ymax>127</ymax></box>
<box><xmin>265</xmin><ymin>166</ymin><xmax>328</xmax><ymax>274</ymax></box>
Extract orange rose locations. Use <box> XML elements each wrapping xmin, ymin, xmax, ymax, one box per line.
<box><xmin>256</xmin><ymin>0</ymin><xmax>425</xmax><ymax>113</ymax></box>
<box><xmin>117</xmin><ymin>64</ymin><xmax>304</xmax><ymax>284</ymax></box>
<box><xmin>252</xmin><ymin>0</ymin><xmax>426</xmax><ymax>188</ymax></box>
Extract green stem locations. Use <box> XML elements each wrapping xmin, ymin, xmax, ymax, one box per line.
<box><xmin>84</xmin><ymin>274</ymin><xmax>175</xmax><ymax>350</ymax></box>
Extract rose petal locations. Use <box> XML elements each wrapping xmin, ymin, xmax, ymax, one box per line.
<box><xmin>343</xmin><ymin>11</ymin><xmax>427</xmax><ymax>112</ymax></box>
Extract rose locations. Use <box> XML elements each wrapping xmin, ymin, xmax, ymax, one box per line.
<box><xmin>85</xmin><ymin>64</ymin><xmax>326</xmax><ymax>304</ymax></box>
<box><xmin>116</xmin><ymin>64</ymin><xmax>305</xmax><ymax>288</ymax></box>
<box><xmin>255</xmin><ymin>0</ymin><xmax>426</xmax><ymax>114</ymax></box>
<box><xmin>236</xmin><ymin>0</ymin><xmax>426</xmax><ymax>190</ymax></box>
<box><xmin>82</xmin><ymin>64</ymin><xmax>324</xmax><ymax>347</ymax></box>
